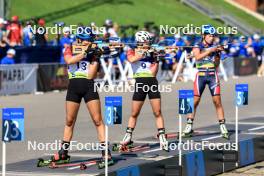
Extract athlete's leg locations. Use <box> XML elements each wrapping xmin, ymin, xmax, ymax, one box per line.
<box><xmin>63</xmin><ymin>101</ymin><xmax>80</xmax><ymax>142</ymax></box>
<box><xmin>187</xmin><ymin>96</ymin><xmax>201</xmax><ymax>120</ymax></box>
<box><xmin>212</xmin><ymin>95</ymin><xmax>229</xmax><ymax>138</ymax></box>
<box><xmin>183</xmin><ymin>73</ymin><xmax>205</xmax><ymax>137</ymax></box>
<box><xmin>149</xmin><ymin>98</ymin><xmax>168</xmax><ymax>150</ymax></box>
<box><xmin>120</xmin><ymin>100</ymin><xmax>144</xmax><ymax>145</ymax></box>
<box><xmin>149</xmin><ymin>98</ymin><xmax>164</xmax><ymax>129</ymax></box>
<box><xmin>128</xmin><ymin>101</ymin><xmax>144</xmax><ymax>128</ymax></box>
<box><xmin>209</xmin><ymin>73</ymin><xmax>229</xmax><ymax>138</ymax></box>
<box><xmin>86</xmin><ymin>99</ymin><xmax>105</xmax><ymax>142</ymax></box>
<box><xmin>188</xmin><ymin>73</ymin><xmax>205</xmax><ymax>120</ymax></box>
<box><xmin>212</xmin><ymin>95</ymin><xmax>224</xmax><ymax>121</ymax></box>
<box><xmin>53</xmin><ymin>101</ymin><xmax>79</xmax><ymax>161</ymax></box>
<box><xmin>209</xmin><ymin>72</ymin><xmax>224</xmax><ymax>121</ymax></box>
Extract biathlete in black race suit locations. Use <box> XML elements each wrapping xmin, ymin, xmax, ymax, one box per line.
<box><xmin>120</xmin><ymin>31</ymin><xmax>169</xmax><ymax>151</ymax></box>
<box><xmin>52</xmin><ymin>27</ymin><xmax>114</xmax><ymax>166</ymax></box>
<box><xmin>182</xmin><ymin>25</ymin><xmax>230</xmax><ymax>139</ymax></box>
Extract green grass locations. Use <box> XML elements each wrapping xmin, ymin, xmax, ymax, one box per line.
<box><xmin>10</xmin><ymin>0</ymin><xmax>222</xmax><ymax>28</ymax></box>
<box><xmin>197</xmin><ymin>0</ymin><xmax>264</xmax><ymax>31</ymax></box>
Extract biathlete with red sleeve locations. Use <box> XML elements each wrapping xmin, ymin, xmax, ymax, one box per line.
<box><xmin>182</xmin><ymin>25</ymin><xmax>230</xmax><ymax>139</ymax></box>
<box><xmin>119</xmin><ymin>31</ymin><xmax>169</xmax><ymax>151</ymax></box>
<box><xmin>51</xmin><ymin>27</ymin><xmax>114</xmax><ymax>167</ymax></box>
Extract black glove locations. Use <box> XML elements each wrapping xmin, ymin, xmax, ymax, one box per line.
<box><xmin>84</xmin><ymin>46</ymin><xmax>102</xmax><ymax>61</ymax></box>
<box><xmin>102</xmin><ymin>46</ymin><xmax>111</xmax><ymax>55</ymax></box>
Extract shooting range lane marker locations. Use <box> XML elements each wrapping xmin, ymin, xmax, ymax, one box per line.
<box><xmin>243</xmin><ymin>132</ymin><xmax>264</xmax><ymax>135</ymax></box>
<box><xmin>248</xmin><ymin>126</ymin><xmax>264</xmax><ymax>131</ymax></box>
<box><xmin>44</xmin><ymin>153</ymin><xmax>103</xmax><ymax>158</ymax></box>
<box><xmin>142</xmin><ymin>148</ymin><xmax>162</xmax><ymax>154</ymax></box>
<box><xmin>201</xmin><ymin>135</ymin><xmax>222</xmax><ymax>141</ymax></box>
<box><xmin>67</xmin><ymin>161</ymin><xmax>97</xmax><ymax>170</ymax></box>
<box><xmin>133</xmin><ymin>140</ymin><xmax>160</xmax><ymax>144</ymax></box>
<box><xmin>227</xmin><ymin>122</ymin><xmax>264</xmax><ymax>125</ymax></box>
<box><xmin>4</xmin><ymin>171</ymin><xmax>92</xmax><ymax>176</ymax></box>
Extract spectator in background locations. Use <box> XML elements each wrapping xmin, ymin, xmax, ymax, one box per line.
<box><xmin>104</xmin><ymin>19</ymin><xmax>118</xmax><ymax>39</ymax></box>
<box><xmin>172</xmin><ymin>34</ymin><xmax>185</xmax><ymax>81</ymax></box>
<box><xmin>59</xmin><ymin>27</ymin><xmax>73</xmax><ymax>64</ymax></box>
<box><xmin>35</xmin><ymin>18</ymin><xmax>48</xmax><ymax>46</ymax></box>
<box><xmin>23</xmin><ymin>21</ymin><xmax>34</xmax><ymax>46</ymax></box>
<box><xmin>0</xmin><ymin>18</ymin><xmax>8</xmax><ymax>48</ymax></box>
<box><xmin>238</xmin><ymin>36</ymin><xmax>247</xmax><ymax>57</ymax></box>
<box><xmin>0</xmin><ymin>18</ymin><xmax>6</xmax><ymax>40</ymax></box>
<box><xmin>237</xmin><ymin>36</ymin><xmax>254</xmax><ymax>58</ymax></box>
<box><xmin>0</xmin><ymin>49</ymin><xmax>16</xmax><ymax>64</ymax></box>
<box><xmin>6</xmin><ymin>16</ymin><xmax>23</xmax><ymax>46</ymax></box>
<box><xmin>251</xmin><ymin>34</ymin><xmax>264</xmax><ymax>66</ymax></box>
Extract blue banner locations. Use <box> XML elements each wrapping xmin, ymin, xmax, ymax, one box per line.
<box><xmin>105</xmin><ymin>96</ymin><xmax>122</xmax><ymax>125</ymax></box>
<box><xmin>179</xmin><ymin>90</ymin><xmax>194</xmax><ymax>99</ymax></box>
<box><xmin>2</xmin><ymin>108</ymin><xmax>24</xmax><ymax>142</ymax></box>
<box><xmin>185</xmin><ymin>150</ymin><xmax>206</xmax><ymax>176</ymax></box>
<box><xmin>179</xmin><ymin>90</ymin><xmax>194</xmax><ymax>114</ymax></box>
<box><xmin>235</xmin><ymin>84</ymin><xmax>248</xmax><ymax>106</ymax></box>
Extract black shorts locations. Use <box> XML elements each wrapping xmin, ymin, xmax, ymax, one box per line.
<box><xmin>66</xmin><ymin>78</ymin><xmax>99</xmax><ymax>103</ymax></box>
<box><xmin>132</xmin><ymin>77</ymin><xmax>161</xmax><ymax>101</ymax></box>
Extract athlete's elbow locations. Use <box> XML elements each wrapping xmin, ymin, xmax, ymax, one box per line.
<box><xmin>127</xmin><ymin>57</ymin><xmax>135</xmax><ymax>63</ymax></box>
<box><xmin>64</xmin><ymin>58</ymin><xmax>72</xmax><ymax>65</ymax></box>
<box><xmin>194</xmin><ymin>56</ymin><xmax>203</xmax><ymax>61</ymax></box>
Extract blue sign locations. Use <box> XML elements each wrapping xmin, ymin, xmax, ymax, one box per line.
<box><xmin>2</xmin><ymin>108</ymin><xmax>24</xmax><ymax>142</ymax></box>
<box><xmin>185</xmin><ymin>150</ymin><xmax>206</xmax><ymax>176</ymax></box>
<box><xmin>105</xmin><ymin>96</ymin><xmax>122</xmax><ymax>125</ymax></box>
<box><xmin>239</xmin><ymin>139</ymin><xmax>255</xmax><ymax>166</ymax></box>
<box><xmin>117</xmin><ymin>165</ymin><xmax>140</xmax><ymax>176</ymax></box>
<box><xmin>235</xmin><ymin>84</ymin><xmax>248</xmax><ymax>106</ymax></box>
<box><xmin>179</xmin><ymin>90</ymin><xmax>194</xmax><ymax>114</ymax></box>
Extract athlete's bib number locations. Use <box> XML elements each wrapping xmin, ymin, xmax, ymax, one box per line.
<box><xmin>68</xmin><ymin>61</ymin><xmax>89</xmax><ymax>78</ymax></box>
<box><xmin>141</xmin><ymin>62</ymin><xmax>146</xmax><ymax>69</ymax></box>
<box><xmin>77</xmin><ymin>62</ymin><xmax>87</xmax><ymax>70</ymax></box>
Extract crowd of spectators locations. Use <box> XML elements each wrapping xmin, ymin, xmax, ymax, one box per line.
<box><xmin>0</xmin><ymin>16</ymin><xmax>264</xmax><ymax>77</ymax></box>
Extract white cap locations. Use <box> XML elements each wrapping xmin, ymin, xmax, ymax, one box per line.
<box><xmin>0</xmin><ymin>18</ymin><xmax>7</xmax><ymax>24</ymax></box>
<box><xmin>239</xmin><ymin>35</ymin><xmax>246</xmax><ymax>40</ymax></box>
<box><xmin>174</xmin><ymin>33</ymin><xmax>181</xmax><ymax>39</ymax></box>
<box><xmin>105</xmin><ymin>19</ymin><xmax>113</xmax><ymax>26</ymax></box>
<box><xmin>63</xmin><ymin>27</ymin><xmax>71</xmax><ymax>33</ymax></box>
<box><xmin>230</xmin><ymin>47</ymin><xmax>237</xmax><ymax>53</ymax></box>
<box><xmin>253</xmin><ymin>34</ymin><xmax>260</xmax><ymax>40</ymax></box>
<box><xmin>7</xmin><ymin>49</ymin><xmax>16</xmax><ymax>55</ymax></box>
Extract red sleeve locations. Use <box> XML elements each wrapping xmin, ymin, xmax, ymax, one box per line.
<box><xmin>6</xmin><ymin>25</ymin><xmax>11</xmax><ymax>31</ymax></box>
<box><xmin>64</xmin><ymin>45</ymin><xmax>72</xmax><ymax>58</ymax></box>
<box><xmin>127</xmin><ymin>49</ymin><xmax>135</xmax><ymax>58</ymax></box>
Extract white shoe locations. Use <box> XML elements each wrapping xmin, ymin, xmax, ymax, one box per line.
<box><xmin>159</xmin><ymin>133</ymin><xmax>169</xmax><ymax>151</ymax></box>
<box><xmin>182</xmin><ymin>123</ymin><xmax>193</xmax><ymax>137</ymax></box>
<box><xmin>220</xmin><ymin>124</ymin><xmax>229</xmax><ymax>139</ymax></box>
<box><xmin>120</xmin><ymin>132</ymin><xmax>132</xmax><ymax>145</ymax></box>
